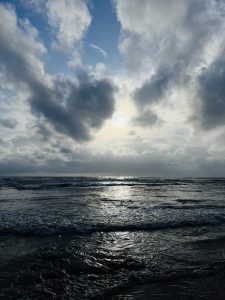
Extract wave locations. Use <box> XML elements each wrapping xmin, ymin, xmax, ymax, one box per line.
<box><xmin>1</xmin><ymin>216</ymin><xmax>225</xmax><ymax>236</ymax></box>
<box><xmin>0</xmin><ymin>182</ymin><xmax>186</xmax><ymax>190</ymax></box>
<box><xmin>1</xmin><ymin>177</ymin><xmax>225</xmax><ymax>190</ymax></box>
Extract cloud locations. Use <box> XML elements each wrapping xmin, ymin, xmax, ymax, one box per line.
<box><xmin>46</xmin><ymin>0</ymin><xmax>91</xmax><ymax>53</ymax></box>
<box><xmin>114</xmin><ymin>0</ymin><xmax>187</xmax><ymax>71</ymax></box>
<box><xmin>194</xmin><ymin>59</ymin><xmax>225</xmax><ymax>130</ymax></box>
<box><xmin>20</xmin><ymin>0</ymin><xmax>46</xmax><ymax>14</ymax></box>
<box><xmin>132</xmin><ymin>109</ymin><xmax>160</xmax><ymax>127</ymax></box>
<box><xmin>0</xmin><ymin>3</ymin><xmax>116</xmax><ymax>142</ymax></box>
<box><xmin>0</xmin><ymin>118</ymin><xmax>17</xmax><ymax>129</ymax></box>
<box><xmin>115</xmin><ymin>0</ymin><xmax>223</xmax><ymax>70</ymax></box>
<box><xmin>90</xmin><ymin>43</ymin><xmax>108</xmax><ymax>58</ymax></box>
<box><xmin>133</xmin><ymin>69</ymin><xmax>171</xmax><ymax>107</ymax></box>
<box><xmin>0</xmin><ymin>4</ymin><xmax>46</xmax><ymax>86</ymax></box>
<box><xmin>1</xmin><ymin>142</ymin><xmax>224</xmax><ymax>177</ymax></box>
<box><xmin>29</xmin><ymin>76</ymin><xmax>116</xmax><ymax>141</ymax></box>
<box><xmin>115</xmin><ymin>0</ymin><xmax>225</xmax><ymax>113</ymax></box>
<box><xmin>21</xmin><ymin>0</ymin><xmax>92</xmax><ymax>68</ymax></box>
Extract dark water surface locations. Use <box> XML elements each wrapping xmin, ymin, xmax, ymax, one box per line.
<box><xmin>1</xmin><ymin>177</ymin><xmax>225</xmax><ymax>299</ymax></box>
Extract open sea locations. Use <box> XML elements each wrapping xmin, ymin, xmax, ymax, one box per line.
<box><xmin>1</xmin><ymin>177</ymin><xmax>225</xmax><ymax>299</ymax></box>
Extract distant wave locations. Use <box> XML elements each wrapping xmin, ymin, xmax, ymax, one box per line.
<box><xmin>0</xmin><ymin>182</ymin><xmax>185</xmax><ymax>190</ymax></box>
<box><xmin>1</xmin><ymin>217</ymin><xmax>225</xmax><ymax>236</ymax></box>
<box><xmin>1</xmin><ymin>177</ymin><xmax>225</xmax><ymax>190</ymax></box>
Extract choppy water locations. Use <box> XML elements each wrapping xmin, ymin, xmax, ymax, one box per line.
<box><xmin>1</xmin><ymin>177</ymin><xmax>225</xmax><ymax>299</ymax></box>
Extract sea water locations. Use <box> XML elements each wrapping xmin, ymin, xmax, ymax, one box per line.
<box><xmin>1</xmin><ymin>177</ymin><xmax>225</xmax><ymax>299</ymax></box>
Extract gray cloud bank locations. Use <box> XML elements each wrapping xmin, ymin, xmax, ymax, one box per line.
<box><xmin>0</xmin><ymin>118</ymin><xmax>17</xmax><ymax>129</ymax></box>
<box><xmin>132</xmin><ymin>109</ymin><xmax>160</xmax><ymax>127</ymax></box>
<box><xmin>195</xmin><ymin>59</ymin><xmax>225</xmax><ymax>130</ymax></box>
<box><xmin>1</xmin><ymin>151</ymin><xmax>225</xmax><ymax>177</ymax></box>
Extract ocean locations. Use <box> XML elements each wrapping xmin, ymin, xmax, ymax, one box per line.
<box><xmin>1</xmin><ymin>177</ymin><xmax>225</xmax><ymax>299</ymax></box>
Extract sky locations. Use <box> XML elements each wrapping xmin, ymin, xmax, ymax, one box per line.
<box><xmin>1</xmin><ymin>0</ymin><xmax>225</xmax><ymax>176</ymax></box>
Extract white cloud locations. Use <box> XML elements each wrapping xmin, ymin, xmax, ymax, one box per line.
<box><xmin>114</xmin><ymin>0</ymin><xmax>225</xmax><ymax>72</ymax></box>
<box><xmin>114</xmin><ymin>0</ymin><xmax>225</xmax><ymax>131</ymax></box>
<box><xmin>115</xmin><ymin>0</ymin><xmax>188</xmax><ymax>36</ymax></box>
<box><xmin>90</xmin><ymin>43</ymin><xmax>108</xmax><ymax>58</ymax></box>
<box><xmin>20</xmin><ymin>0</ymin><xmax>46</xmax><ymax>14</ymax></box>
<box><xmin>46</xmin><ymin>0</ymin><xmax>91</xmax><ymax>53</ymax></box>
<box><xmin>0</xmin><ymin>3</ymin><xmax>46</xmax><ymax>84</ymax></box>
<box><xmin>21</xmin><ymin>0</ymin><xmax>92</xmax><ymax>69</ymax></box>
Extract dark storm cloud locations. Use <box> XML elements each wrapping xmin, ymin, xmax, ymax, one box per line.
<box><xmin>0</xmin><ymin>4</ymin><xmax>116</xmax><ymax>141</ymax></box>
<box><xmin>32</xmin><ymin>121</ymin><xmax>52</xmax><ymax>141</ymax></box>
<box><xmin>0</xmin><ymin>118</ymin><xmax>17</xmax><ymax>129</ymax></box>
<box><xmin>132</xmin><ymin>109</ymin><xmax>160</xmax><ymax>127</ymax></box>
<box><xmin>194</xmin><ymin>60</ymin><xmax>225</xmax><ymax>130</ymax></box>
<box><xmin>29</xmin><ymin>77</ymin><xmax>116</xmax><ymax>141</ymax></box>
<box><xmin>133</xmin><ymin>70</ymin><xmax>171</xmax><ymax>107</ymax></box>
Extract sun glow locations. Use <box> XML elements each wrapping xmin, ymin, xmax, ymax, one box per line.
<box><xmin>111</xmin><ymin>112</ymin><xmax>129</xmax><ymax>128</ymax></box>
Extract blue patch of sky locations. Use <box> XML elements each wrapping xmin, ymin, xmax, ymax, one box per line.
<box><xmin>84</xmin><ymin>0</ymin><xmax>122</xmax><ymax>70</ymax></box>
<box><xmin>45</xmin><ymin>52</ymin><xmax>74</xmax><ymax>76</ymax></box>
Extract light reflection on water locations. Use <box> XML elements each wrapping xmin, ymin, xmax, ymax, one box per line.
<box><xmin>99</xmin><ymin>185</ymin><xmax>134</xmax><ymax>201</ymax></box>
